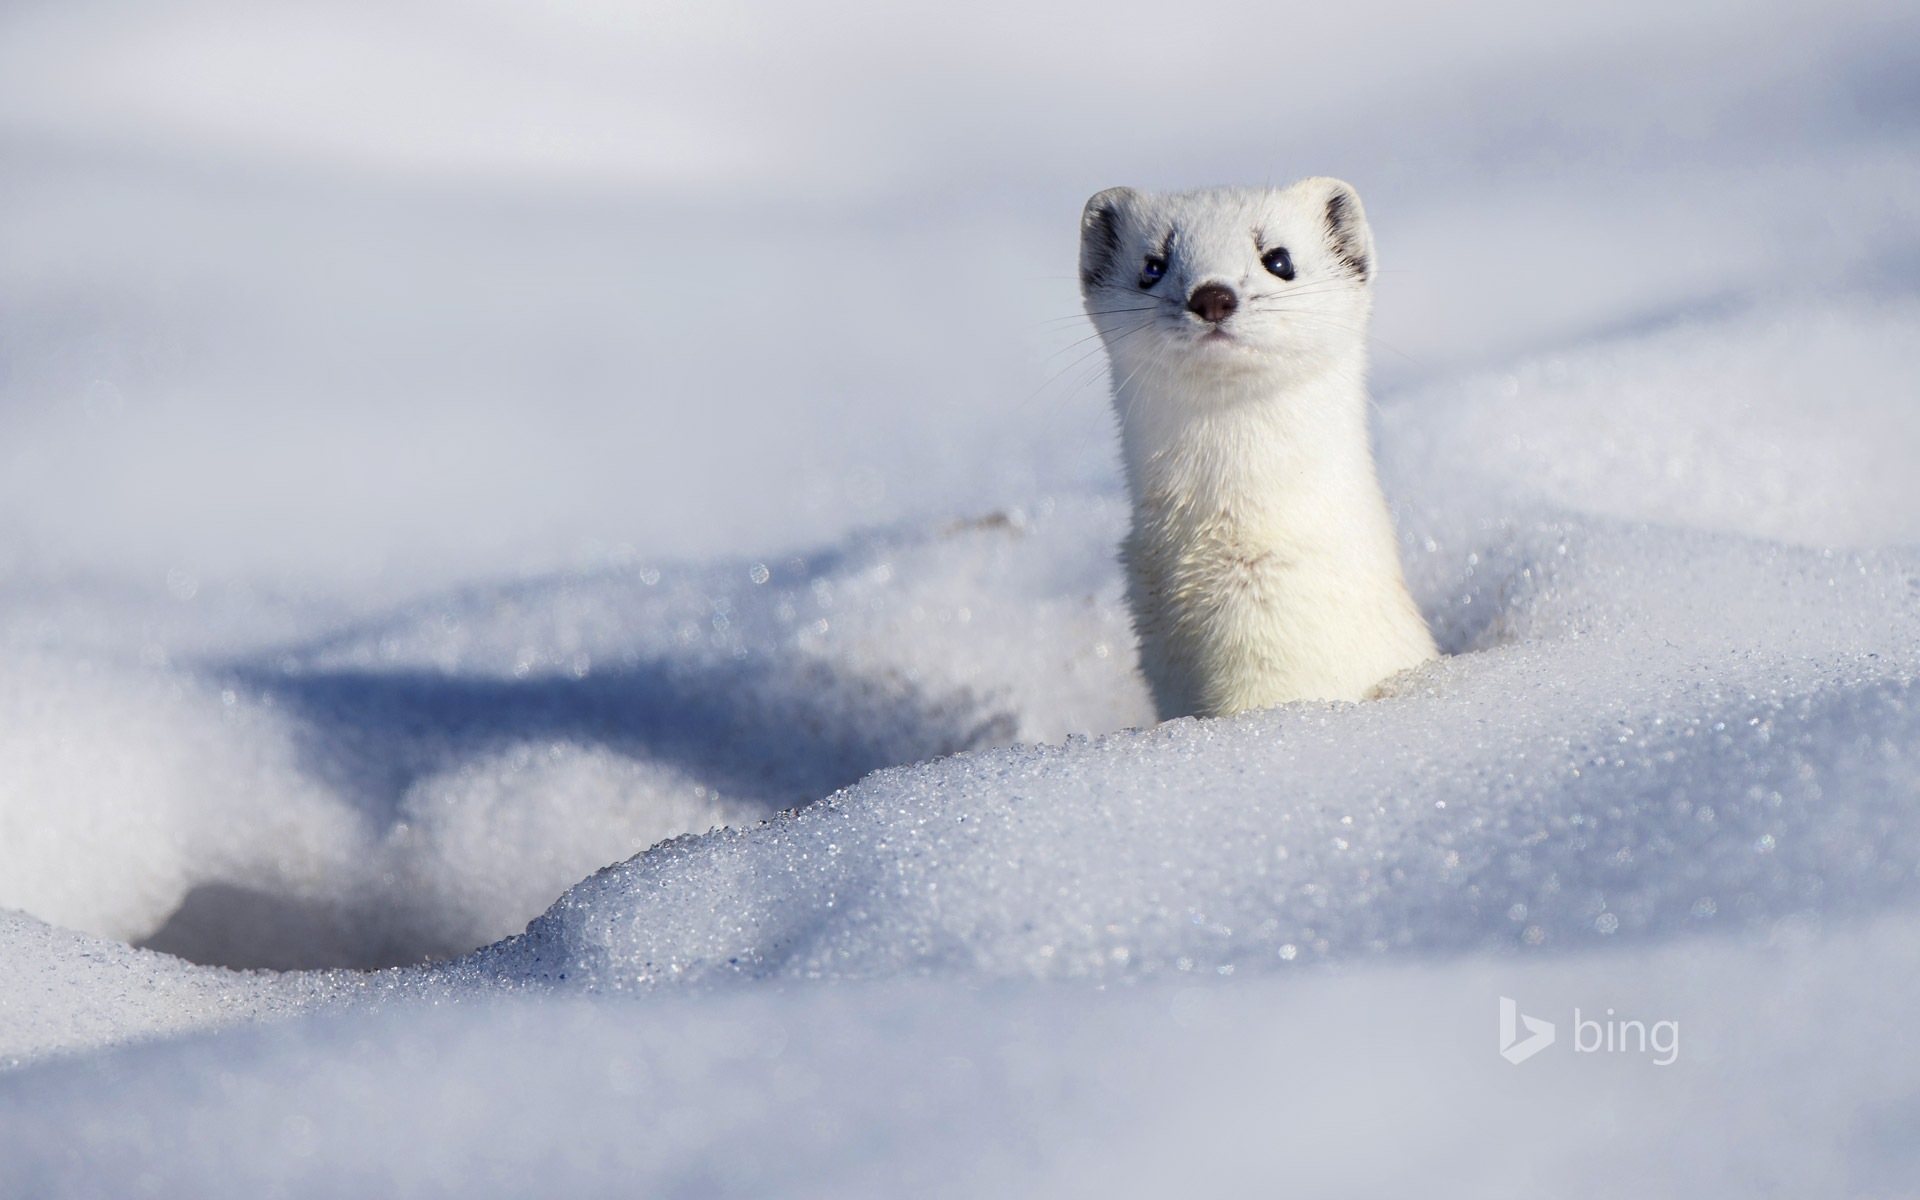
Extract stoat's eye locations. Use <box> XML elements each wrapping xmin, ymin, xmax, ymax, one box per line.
<box><xmin>1138</xmin><ymin>256</ymin><xmax>1167</xmax><ymax>289</ymax></box>
<box><xmin>1260</xmin><ymin>247</ymin><xmax>1295</xmax><ymax>281</ymax></box>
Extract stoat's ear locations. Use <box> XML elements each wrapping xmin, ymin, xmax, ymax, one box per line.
<box><xmin>1079</xmin><ymin>186</ymin><xmax>1137</xmax><ymax>290</ymax></box>
<box><xmin>1312</xmin><ymin>178</ymin><xmax>1374</xmax><ymax>283</ymax></box>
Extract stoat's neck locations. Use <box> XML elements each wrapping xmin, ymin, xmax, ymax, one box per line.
<box><xmin>1114</xmin><ymin>350</ymin><xmax>1394</xmax><ymax>563</ymax></box>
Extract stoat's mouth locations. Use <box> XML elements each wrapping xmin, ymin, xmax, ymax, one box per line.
<box><xmin>1194</xmin><ymin>327</ymin><xmax>1258</xmax><ymax>353</ymax></box>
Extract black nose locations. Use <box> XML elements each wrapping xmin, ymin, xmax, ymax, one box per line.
<box><xmin>1187</xmin><ymin>283</ymin><xmax>1238</xmax><ymax>323</ymax></box>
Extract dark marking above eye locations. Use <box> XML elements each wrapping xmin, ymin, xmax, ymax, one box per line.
<box><xmin>1139</xmin><ymin>255</ymin><xmax>1167</xmax><ymax>289</ymax></box>
<box><xmin>1260</xmin><ymin>247</ymin><xmax>1295</xmax><ymax>280</ymax></box>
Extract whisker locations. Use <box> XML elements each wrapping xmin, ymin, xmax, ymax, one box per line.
<box><xmin>1042</xmin><ymin>300</ymin><xmax>1185</xmax><ymax>361</ymax></box>
<box><xmin>1242</xmin><ymin>281</ymin><xmax>1363</xmax><ymax>304</ymax></box>
<box><xmin>1037</xmin><ymin>305</ymin><xmax>1166</xmax><ymax>327</ymax></box>
<box><xmin>1243</xmin><ymin>309</ymin><xmax>1421</xmax><ymax>366</ymax></box>
<box><xmin>1110</xmin><ymin>322</ymin><xmax>1180</xmax><ymax>433</ymax></box>
<box><xmin>1019</xmin><ymin>315</ymin><xmax>1158</xmax><ymax>411</ymax></box>
<box><xmin>1043</xmin><ymin>324</ymin><xmax>1118</xmax><ymax>363</ymax></box>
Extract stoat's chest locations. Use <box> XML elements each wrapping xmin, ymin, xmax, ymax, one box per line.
<box><xmin>1119</xmin><ymin>468</ymin><xmax>1432</xmax><ymax>717</ymax></box>
<box><xmin>1123</xmin><ymin>416</ymin><xmax>1347</xmax><ymax>579</ymax></box>
<box><xmin>1120</xmin><ymin>401</ymin><xmax>1414</xmax><ymax>621</ymax></box>
<box><xmin>1123</xmin><ymin>488</ymin><xmax>1314</xmax><ymax>622</ymax></box>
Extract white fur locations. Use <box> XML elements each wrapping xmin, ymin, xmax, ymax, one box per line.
<box><xmin>1079</xmin><ymin>178</ymin><xmax>1437</xmax><ymax>720</ymax></box>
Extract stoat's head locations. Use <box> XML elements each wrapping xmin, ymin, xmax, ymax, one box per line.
<box><xmin>1078</xmin><ymin>178</ymin><xmax>1375</xmax><ymax>387</ymax></box>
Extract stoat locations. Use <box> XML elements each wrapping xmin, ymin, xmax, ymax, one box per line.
<box><xmin>1078</xmin><ymin>178</ymin><xmax>1437</xmax><ymax>719</ymax></box>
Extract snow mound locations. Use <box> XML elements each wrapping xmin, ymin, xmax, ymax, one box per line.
<box><xmin>0</xmin><ymin>909</ymin><xmax>328</xmax><ymax>1067</ymax></box>
<box><xmin>1382</xmin><ymin>296</ymin><xmax>1920</xmax><ymax>548</ymax></box>
<box><xmin>0</xmin><ymin>652</ymin><xmax>354</xmax><ymax>944</ymax></box>
<box><xmin>0</xmin><ymin>507</ymin><xmax>1146</xmax><ymax>968</ymax></box>
<box><xmin>479</xmin><ymin>513</ymin><xmax>1920</xmax><ymax>989</ymax></box>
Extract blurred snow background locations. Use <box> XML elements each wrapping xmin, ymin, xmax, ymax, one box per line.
<box><xmin>1</xmin><ymin>0</ymin><xmax>1919</xmax><ymax>1194</ymax></box>
<box><xmin>3</xmin><ymin>0</ymin><xmax>1915</xmax><ymax>587</ymax></box>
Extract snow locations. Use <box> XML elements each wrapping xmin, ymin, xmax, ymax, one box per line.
<box><xmin>11</xmin><ymin>921</ymin><xmax>1920</xmax><ymax>1196</ymax></box>
<box><xmin>2</xmin><ymin>0</ymin><xmax>1920</xmax><ymax>1193</ymax></box>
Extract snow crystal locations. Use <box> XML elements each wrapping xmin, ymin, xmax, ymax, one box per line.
<box><xmin>0</xmin><ymin>910</ymin><xmax>323</xmax><ymax>1068</ymax></box>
